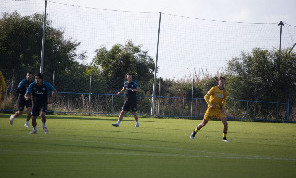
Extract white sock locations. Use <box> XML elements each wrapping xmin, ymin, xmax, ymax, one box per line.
<box><xmin>33</xmin><ymin>126</ymin><xmax>37</xmax><ymax>131</ymax></box>
<box><xmin>117</xmin><ymin>120</ymin><xmax>121</xmax><ymax>125</ymax></box>
<box><xmin>26</xmin><ymin>121</ymin><xmax>29</xmax><ymax>124</ymax></box>
<box><xmin>42</xmin><ymin>122</ymin><xmax>46</xmax><ymax>128</ymax></box>
<box><xmin>136</xmin><ymin>121</ymin><xmax>139</xmax><ymax>125</ymax></box>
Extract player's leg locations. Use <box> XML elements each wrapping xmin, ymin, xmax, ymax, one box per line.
<box><xmin>112</xmin><ymin>101</ymin><xmax>129</xmax><ymax>127</ymax></box>
<box><xmin>112</xmin><ymin>110</ymin><xmax>126</xmax><ymax>127</ymax></box>
<box><xmin>190</xmin><ymin>119</ymin><xmax>208</xmax><ymax>139</ymax></box>
<box><xmin>10</xmin><ymin>111</ymin><xmax>23</xmax><ymax>125</ymax></box>
<box><xmin>40</xmin><ymin>104</ymin><xmax>48</xmax><ymax>134</ymax></box>
<box><xmin>29</xmin><ymin>104</ymin><xmax>40</xmax><ymax>134</ymax></box>
<box><xmin>40</xmin><ymin>111</ymin><xmax>48</xmax><ymax>134</ymax></box>
<box><xmin>24</xmin><ymin>107</ymin><xmax>32</xmax><ymax>128</ymax></box>
<box><xmin>221</xmin><ymin>117</ymin><xmax>229</xmax><ymax>142</ymax></box>
<box><xmin>30</xmin><ymin>115</ymin><xmax>38</xmax><ymax>134</ymax></box>
<box><xmin>131</xmin><ymin>102</ymin><xmax>139</xmax><ymax>127</ymax></box>
<box><xmin>131</xmin><ymin>112</ymin><xmax>139</xmax><ymax>127</ymax></box>
<box><xmin>24</xmin><ymin>99</ymin><xmax>32</xmax><ymax>128</ymax></box>
<box><xmin>10</xmin><ymin>96</ymin><xmax>25</xmax><ymax>125</ymax></box>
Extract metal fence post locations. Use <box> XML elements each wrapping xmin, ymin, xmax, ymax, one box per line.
<box><xmin>286</xmin><ymin>94</ymin><xmax>290</xmax><ymax>122</ymax></box>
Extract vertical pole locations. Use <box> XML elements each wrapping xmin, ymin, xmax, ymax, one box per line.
<box><xmin>111</xmin><ymin>95</ymin><xmax>114</xmax><ymax>113</ymax></box>
<box><xmin>157</xmin><ymin>78</ymin><xmax>161</xmax><ymax>116</ymax></box>
<box><xmin>278</xmin><ymin>21</ymin><xmax>284</xmax><ymax>53</ymax></box>
<box><xmin>52</xmin><ymin>70</ymin><xmax>55</xmax><ymax>110</ymax></box>
<box><xmin>151</xmin><ymin>12</ymin><xmax>162</xmax><ymax>116</ymax></box>
<box><xmin>89</xmin><ymin>74</ymin><xmax>92</xmax><ymax>115</ymax></box>
<box><xmin>278</xmin><ymin>21</ymin><xmax>284</xmax><ymax>72</ymax></box>
<box><xmin>52</xmin><ymin>71</ymin><xmax>55</xmax><ymax>87</ymax></box>
<box><xmin>40</xmin><ymin>0</ymin><xmax>47</xmax><ymax>74</ymax></box>
<box><xmin>286</xmin><ymin>94</ymin><xmax>290</xmax><ymax>122</ymax></box>
<box><xmin>191</xmin><ymin>76</ymin><xmax>194</xmax><ymax>118</ymax></box>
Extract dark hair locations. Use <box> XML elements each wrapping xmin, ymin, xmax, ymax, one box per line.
<box><xmin>126</xmin><ymin>73</ymin><xmax>132</xmax><ymax>76</ymax></box>
<box><xmin>218</xmin><ymin>76</ymin><xmax>225</xmax><ymax>81</ymax></box>
<box><xmin>27</xmin><ymin>72</ymin><xmax>33</xmax><ymax>75</ymax></box>
<box><xmin>35</xmin><ymin>73</ymin><xmax>43</xmax><ymax>79</ymax></box>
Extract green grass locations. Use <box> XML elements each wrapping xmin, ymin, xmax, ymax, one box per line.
<box><xmin>0</xmin><ymin>113</ymin><xmax>295</xmax><ymax>178</ymax></box>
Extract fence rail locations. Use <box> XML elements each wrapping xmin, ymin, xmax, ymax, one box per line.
<box><xmin>0</xmin><ymin>91</ymin><xmax>291</xmax><ymax>122</ymax></box>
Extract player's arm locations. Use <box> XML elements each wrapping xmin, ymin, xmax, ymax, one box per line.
<box><xmin>204</xmin><ymin>87</ymin><xmax>214</xmax><ymax>108</ymax></box>
<box><xmin>44</xmin><ymin>81</ymin><xmax>56</xmax><ymax>104</ymax></box>
<box><xmin>25</xmin><ymin>82</ymin><xmax>34</xmax><ymax>100</ymax></box>
<box><xmin>221</xmin><ymin>90</ymin><xmax>228</xmax><ymax>110</ymax></box>
<box><xmin>16</xmin><ymin>79</ymin><xmax>26</xmax><ymax>94</ymax></box>
<box><xmin>131</xmin><ymin>82</ymin><xmax>140</xmax><ymax>92</ymax></box>
<box><xmin>48</xmin><ymin>89</ymin><xmax>57</xmax><ymax>104</ymax></box>
<box><xmin>117</xmin><ymin>87</ymin><xmax>125</xmax><ymax>95</ymax></box>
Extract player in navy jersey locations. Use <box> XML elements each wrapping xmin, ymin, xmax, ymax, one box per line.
<box><xmin>25</xmin><ymin>73</ymin><xmax>57</xmax><ymax>134</ymax></box>
<box><xmin>10</xmin><ymin>72</ymin><xmax>34</xmax><ymax>127</ymax></box>
<box><xmin>112</xmin><ymin>73</ymin><xmax>140</xmax><ymax>127</ymax></box>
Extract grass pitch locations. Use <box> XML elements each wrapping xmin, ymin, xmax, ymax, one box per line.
<box><xmin>0</xmin><ymin>113</ymin><xmax>295</xmax><ymax>178</ymax></box>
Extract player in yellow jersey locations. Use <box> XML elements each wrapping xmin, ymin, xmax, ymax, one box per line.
<box><xmin>0</xmin><ymin>70</ymin><xmax>6</xmax><ymax>103</ymax></box>
<box><xmin>190</xmin><ymin>76</ymin><xmax>229</xmax><ymax>142</ymax></box>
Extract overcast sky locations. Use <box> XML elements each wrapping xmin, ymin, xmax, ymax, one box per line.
<box><xmin>70</xmin><ymin>0</ymin><xmax>296</xmax><ymax>25</ymax></box>
<box><xmin>2</xmin><ymin>0</ymin><xmax>296</xmax><ymax>79</ymax></box>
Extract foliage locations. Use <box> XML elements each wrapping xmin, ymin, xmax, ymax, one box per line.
<box><xmin>226</xmin><ymin>48</ymin><xmax>296</xmax><ymax>120</ymax></box>
<box><xmin>90</xmin><ymin>40</ymin><xmax>155</xmax><ymax>93</ymax></box>
<box><xmin>226</xmin><ymin>48</ymin><xmax>296</xmax><ymax>102</ymax></box>
<box><xmin>0</xmin><ymin>12</ymin><xmax>89</xmax><ymax>92</ymax></box>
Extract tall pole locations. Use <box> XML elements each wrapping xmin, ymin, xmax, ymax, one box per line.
<box><xmin>278</xmin><ymin>21</ymin><xmax>284</xmax><ymax>72</ymax></box>
<box><xmin>151</xmin><ymin>12</ymin><xmax>162</xmax><ymax>116</ymax></box>
<box><xmin>40</xmin><ymin>0</ymin><xmax>47</xmax><ymax>74</ymax></box>
<box><xmin>191</xmin><ymin>75</ymin><xmax>194</xmax><ymax>118</ymax></box>
<box><xmin>278</xmin><ymin>21</ymin><xmax>284</xmax><ymax>53</ymax></box>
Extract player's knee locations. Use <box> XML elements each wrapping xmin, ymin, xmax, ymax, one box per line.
<box><xmin>223</xmin><ymin>121</ymin><xmax>228</xmax><ymax>127</ymax></box>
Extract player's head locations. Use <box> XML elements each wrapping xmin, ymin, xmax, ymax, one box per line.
<box><xmin>34</xmin><ymin>73</ymin><xmax>43</xmax><ymax>85</ymax></box>
<box><xmin>26</xmin><ymin>72</ymin><xmax>33</xmax><ymax>81</ymax></box>
<box><xmin>126</xmin><ymin>73</ymin><xmax>132</xmax><ymax>82</ymax></box>
<box><xmin>218</xmin><ymin>76</ymin><xmax>226</xmax><ymax>88</ymax></box>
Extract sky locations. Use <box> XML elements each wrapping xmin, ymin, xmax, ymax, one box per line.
<box><xmin>1</xmin><ymin>0</ymin><xmax>296</xmax><ymax>79</ymax></box>
<box><xmin>72</xmin><ymin>0</ymin><xmax>296</xmax><ymax>25</ymax></box>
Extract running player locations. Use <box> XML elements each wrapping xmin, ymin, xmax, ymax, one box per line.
<box><xmin>25</xmin><ymin>73</ymin><xmax>57</xmax><ymax>134</ymax></box>
<box><xmin>10</xmin><ymin>72</ymin><xmax>34</xmax><ymax>127</ymax></box>
<box><xmin>190</xmin><ymin>76</ymin><xmax>229</xmax><ymax>142</ymax></box>
<box><xmin>112</xmin><ymin>73</ymin><xmax>140</xmax><ymax>127</ymax></box>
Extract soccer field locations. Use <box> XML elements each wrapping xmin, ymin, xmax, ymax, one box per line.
<box><xmin>0</xmin><ymin>113</ymin><xmax>295</xmax><ymax>178</ymax></box>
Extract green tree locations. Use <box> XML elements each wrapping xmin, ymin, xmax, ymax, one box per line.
<box><xmin>0</xmin><ymin>12</ymin><xmax>87</xmax><ymax>92</ymax></box>
<box><xmin>226</xmin><ymin>48</ymin><xmax>296</xmax><ymax>120</ymax></box>
<box><xmin>91</xmin><ymin>41</ymin><xmax>155</xmax><ymax>93</ymax></box>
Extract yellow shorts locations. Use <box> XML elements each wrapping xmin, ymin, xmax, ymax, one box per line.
<box><xmin>204</xmin><ymin>108</ymin><xmax>226</xmax><ymax>121</ymax></box>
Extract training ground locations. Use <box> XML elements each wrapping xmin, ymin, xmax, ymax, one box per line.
<box><xmin>0</xmin><ymin>113</ymin><xmax>295</xmax><ymax>178</ymax></box>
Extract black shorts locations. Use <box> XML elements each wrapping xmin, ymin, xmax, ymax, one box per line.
<box><xmin>18</xmin><ymin>95</ymin><xmax>32</xmax><ymax>111</ymax></box>
<box><xmin>122</xmin><ymin>100</ymin><xmax>137</xmax><ymax>112</ymax></box>
<box><xmin>31</xmin><ymin>102</ymin><xmax>48</xmax><ymax>116</ymax></box>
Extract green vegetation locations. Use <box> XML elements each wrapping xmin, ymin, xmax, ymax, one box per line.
<box><xmin>0</xmin><ymin>113</ymin><xmax>295</xmax><ymax>178</ymax></box>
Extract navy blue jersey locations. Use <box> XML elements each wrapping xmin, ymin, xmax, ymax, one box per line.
<box><xmin>26</xmin><ymin>81</ymin><xmax>55</xmax><ymax>104</ymax></box>
<box><xmin>17</xmin><ymin>79</ymin><xmax>34</xmax><ymax>95</ymax></box>
<box><xmin>123</xmin><ymin>81</ymin><xmax>138</xmax><ymax>101</ymax></box>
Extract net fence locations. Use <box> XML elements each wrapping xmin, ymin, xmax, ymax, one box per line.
<box><xmin>1</xmin><ymin>0</ymin><xmax>295</xmax><ymax>121</ymax></box>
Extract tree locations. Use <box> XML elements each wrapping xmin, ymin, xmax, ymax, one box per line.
<box><xmin>91</xmin><ymin>41</ymin><xmax>155</xmax><ymax>93</ymax></box>
<box><xmin>226</xmin><ymin>48</ymin><xmax>296</xmax><ymax>102</ymax></box>
<box><xmin>0</xmin><ymin>12</ymin><xmax>87</xmax><ymax>91</ymax></box>
<box><xmin>226</xmin><ymin>48</ymin><xmax>296</xmax><ymax>120</ymax></box>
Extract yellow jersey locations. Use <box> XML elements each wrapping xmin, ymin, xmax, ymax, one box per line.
<box><xmin>204</xmin><ymin>86</ymin><xmax>228</xmax><ymax>109</ymax></box>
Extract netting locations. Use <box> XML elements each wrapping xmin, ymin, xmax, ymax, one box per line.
<box><xmin>1</xmin><ymin>0</ymin><xmax>295</xmax><ymax>121</ymax></box>
<box><xmin>2</xmin><ymin>0</ymin><xmax>296</xmax><ymax>79</ymax></box>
